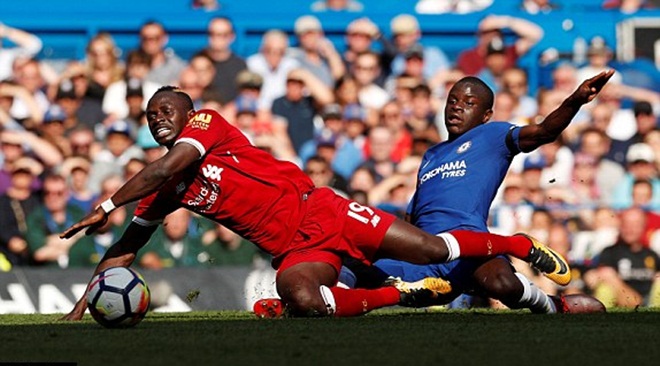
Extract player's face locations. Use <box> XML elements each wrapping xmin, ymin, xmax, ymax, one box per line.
<box><xmin>146</xmin><ymin>94</ymin><xmax>191</xmax><ymax>148</ymax></box>
<box><xmin>444</xmin><ymin>83</ymin><xmax>492</xmax><ymax>138</ymax></box>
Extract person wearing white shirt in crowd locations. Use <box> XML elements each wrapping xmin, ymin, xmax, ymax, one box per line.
<box><xmin>247</xmin><ymin>30</ymin><xmax>300</xmax><ymax>110</ymax></box>
<box><xmin>0</xmin><ymin>23</ymin><xmax>42</xmax><ymax>82</ymax></box>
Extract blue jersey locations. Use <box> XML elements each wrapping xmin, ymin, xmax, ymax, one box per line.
<box><xmin>364</xmin><ymin>122</ymin><xmax>523</xmax><ymax>303</ymax></box>
<box><xmin>407</xmin><ymin>122</ymin><xmax>521</xmax><ymax>233</ymax></box>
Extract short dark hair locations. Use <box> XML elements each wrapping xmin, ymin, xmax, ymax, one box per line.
<box><xmin>454</xmin><ymin>76</ymin><xmax>494</xmax><ymax>110</ymax></box>
<box><xmin>153</xmin><ymin>85</ymin><xmax>195</xmax><ymax>111</ymax></box>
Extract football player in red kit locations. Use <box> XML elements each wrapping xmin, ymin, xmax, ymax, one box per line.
<box><xmin>60</xmin><ymin>86</ymin><xmax>569</xmax><ymax>318</ymax></box>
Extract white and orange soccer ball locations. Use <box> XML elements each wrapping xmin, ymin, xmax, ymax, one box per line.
<box><xmin>87</xmin><ymin>267</ymin><xmax>150</xmax><ymax>328</ymax></box>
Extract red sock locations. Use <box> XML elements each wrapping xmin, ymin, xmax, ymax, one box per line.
<box><xmin>449</xmin><ymin>230</ymin><xmax>532</xmax><ymax>260</ymax></box>
<box><xmin>328</xmin><ymin>286</ymin><xmax>400</xmax><ymax>317</ymax></box>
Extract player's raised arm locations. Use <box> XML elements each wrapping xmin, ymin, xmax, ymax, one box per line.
<box><xmin>518</xmin><ymin>70</ymin><xmax>614</xmax><ymax>152</ymax></box>
<box><xmin>61</xmin><ymin>222</ymin><xmax>158</xmax><ymax>321</ymax></box>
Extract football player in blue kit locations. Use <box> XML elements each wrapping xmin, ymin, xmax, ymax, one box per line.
<box><xmin>344</xmin><ymin>70</ymin><xmax>614</xmax><ymax>313</ymax></box>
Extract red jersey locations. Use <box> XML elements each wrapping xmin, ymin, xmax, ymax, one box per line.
<box><xmin>133</xmin><ymin>109</ymin><xmax>315</xmax><ymax>257</ymax></box>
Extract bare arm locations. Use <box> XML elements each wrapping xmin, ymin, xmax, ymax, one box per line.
<box><xmin>60</xmin><ymin>142</ymin><xmax>200</xmax><ymax>239</ymax></box>
<box><xmin>518</xmin><ymin>70</ymin><xmax>614</xmax><ymax>152</ymax></box>
<box><xmin>291</xmin><ymin>68</ymin><xmax>334</xmax><ymax>105</ymax></box>
<box><xmin>478</xmin><ymin>15</ymin><xmax>544</xmax><ymax>56</ymax></box>
<box><xmin>61</xmin><ymin>222</ymin><xmax>158</xmax><ymax>320</ymax></box>
<box><xmin>0</xmin><ymin>23</ymin><xmax>42</xmax><ymax>55</ymax></box>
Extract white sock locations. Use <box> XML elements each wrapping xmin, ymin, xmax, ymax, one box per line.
<box><xmin>319</xmin><ymin>285</ymin><xmax>336</xmax><ymax>316</ymax></box>
<box><xmin>514</xmin><ymin>272</ymin><xmax>557</xmax><ymax>314</ymax></box>
<box><xmin>438</xmin><ymin>232</ymin><xmax>461</xmax><ymax>261</ymax></box>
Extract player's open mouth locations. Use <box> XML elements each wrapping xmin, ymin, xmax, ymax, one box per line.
<box><xmin>155</xmin><ymin>127</ymin><xmax>171</xmax><ymax>138</ymax></box>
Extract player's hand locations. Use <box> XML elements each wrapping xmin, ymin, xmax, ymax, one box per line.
<box><xmin>60</xmin><ymin>208</ymin><xmax>108</xmax><ymax>239</ymax></box>
<box><xmin>571</xmin><ymin>70</ymin><xmax>615</xmax><ymax>105</ymax></box>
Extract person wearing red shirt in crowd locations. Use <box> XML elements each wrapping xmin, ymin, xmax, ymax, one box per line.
<box><xmin>456</xmin><ymin>15</ymin><xmax>543</xmax><ymax>76</ymax></box>
<box><xmin>60</xmin><ymin>86</ymin><xmax>569</xmax><ymax>318</ymax></box>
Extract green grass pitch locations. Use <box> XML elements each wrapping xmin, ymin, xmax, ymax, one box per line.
<box><xmin>1</xmin><ymin>309</ymin><xmax>659</xmax><ymax>366</ymax></box>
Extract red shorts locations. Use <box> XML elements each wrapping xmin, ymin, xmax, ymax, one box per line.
<box><xmin>274</xmin><ymin>187</ymin><xmax>396</xmax><ymax>274</ymax></box>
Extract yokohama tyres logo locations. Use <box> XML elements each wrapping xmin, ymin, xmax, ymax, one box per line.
<box><xmin>202</xmin><ymin>164</ymin><xmax>224</xmax><ymax>181</ymax></box>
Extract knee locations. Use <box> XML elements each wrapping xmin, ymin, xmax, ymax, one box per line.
<box><xmin>278</xmin><ymin>284</ymin><xmax>328</xmax><ymax>317</ymax></box>
<box><xmin>478</xmin><ymin>270</ymin><xmax>523</xmax><ymax>300</ymax></box>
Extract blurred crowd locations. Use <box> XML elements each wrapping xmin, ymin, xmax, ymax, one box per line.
<box><xmin>1</xmin><ymin>0</ymin><xmax>660</xmax><ymax>309</ymax></box>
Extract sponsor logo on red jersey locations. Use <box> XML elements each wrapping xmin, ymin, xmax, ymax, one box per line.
<box><xmin>187</xmin><ymin>113</ymin><xmax>212</xmax><ymax>130</ymax></box>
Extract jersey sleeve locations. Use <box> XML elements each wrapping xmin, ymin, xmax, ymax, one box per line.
<box><xmin>132</xmin><ymin>192</ymin><xmax>178</xmax><ymax>227</ymax></box>
<box><xmin>486</xmin><ymin>122</ymin><xmax>522</xmax><ymax>158</ymax></box>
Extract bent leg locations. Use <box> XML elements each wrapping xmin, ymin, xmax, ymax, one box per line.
<box><xmin>473</xmin><ymin>258</ymin><xmax>556</xmax><ymax>313</ymax></box>
<box><xmin>276</xmin><ymin>261</ymin><xmax>338</xmax><ymax>317</ymax></box>
<box><xmin>276</xmin><ymin>261</ymin><xmax>401</xmax><ymax>317</ymax></box>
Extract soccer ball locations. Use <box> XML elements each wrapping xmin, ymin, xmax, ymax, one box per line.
<box><xmin>87</xmin><ymin>267</ymin><xmax>150</xmax><ymax>328</ymax></box>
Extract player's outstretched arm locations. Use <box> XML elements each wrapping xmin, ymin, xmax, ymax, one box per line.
<box><xmin>60</xmin><ymin>142</ymin><xmax>200</xmax><ymax>239</ymax></box>
<box><xmin>61</xmin><ymin>222</ymin><xmax>157</xmax><ymax>321</ymax></box>
<box><xmin>518</xmin><ymin>70</ymin><xmax>614</xmax><ymax>152</ymax></box>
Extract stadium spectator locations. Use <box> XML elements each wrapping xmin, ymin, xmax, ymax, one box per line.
<box><xmin>124</xmin><ymin>78</ymin><xmax>146</xmax><ymax>130</ymax></box>
<box><xmin>60</xmin><ymin>86</ymin><xmax>569</xmax><ymax>319</ymax></box>
<box><xmin>102</xmin><ymin>50</ymin><xmax>160</xmax><ymax>123</ymax></box>
<box><xmin>177</xmin><ymin>67</ymin><xmax>205</xmax><ymax>110</ymax></box>
<box><xmin>457</xmin><ymin>15</ymin><xmax>544</xmax><ymax>76</ymax></box>
<box><xmin>271</xmin><ymin>68</ymin><xmax>333</xmax><ymax>154</ymax></box>
<box><xmin>83</xmin><ymin>33</ymin><xmax>124</xmax><ymax>103</ymax></box>
<box><xmin>359</xmin><ymin>125</ymin><xmax>397</xmax><ymax>183</ymax></box>
<box><xmin>310</xmin><ymin>0</ymin><xmax>364</xmax><ymax>12</ymax></box>
<box><xmin>407</xmin><ymin>83</ymin><xmax>441</xmax><ymax>144</ymax></box>
<box><xmin>26</xmin><ymin>174</ymin><xmax>86</xmax><ymax>267</ymax></box>
<box><xmin>575</xmin><ymin>128</ymin><xmax>626</xmax><ymax>203</ymax></box>
<box><xmin>0</xmin><ymin>129</ymin><xmax>62</xmax><ymax>195</ymax></box>
<box><xmin>602</xmin><ymin>0</ymin><xmax>658</xmax><ymax>13</ymax></box>
<box><xmin>201</xmin><ymin>17</ymin><xmax>247</xmax><ymax>104</ymax></box>
<box><xmin>299</xmin><ymin>103</ymin><xmax>364</xmax><ymax>180</ymax></box>
<box><xmin>247</xmin><ymin>30</ymin><xmax>299</xmax><ymax>110</ymax></box>
<box><xmin>290</xmin><ymin>15</ymin><xmax>345</xmax><ymax>88</ymax></box>
<box><xmin>609</xmin><ymin>101</ymin><xmax>659</xmax><ymax>159</ymax></box>
<box><xmin>138</xmin><ymin>208</ymin><xmax>217</xmax><ymax>268</ymax></box>
<box><xmin>576</xmin><ymin>37</ymin><xmax>622</xmax><ymax>84</ymax></box>
<box><xmin>304</xmin><ymin>155</ymin><xmax>348</xmax><ymax>197</ymax></box>
<box><xmin>39</xmin><ymin>105</ymin><xmax>72</xmax><ymax>157</ymax></box>
<box><xmin>68</xmin><ymin>125</ymin><xmax>100</xmax><ymax>160</ymax></box>
<box><xmin>188</xmin><ymin>52</ymin><xmax>217</xmax><ymax>99</ymax></box>
<box><xmin>500</xmin><ymin>67</ymin><xmax>537</xmax><ymax>121</ymax></box>
<box><xmin>53</xmin><ymin>62</ymin><xmax>107</xmax><ymax>129</ymax></box>
<box><xmin>60</xmin><ymin>156</ymin><xmax>96</xmax><ymax>213</ymax></box>
<box><xmin>136</xmin><ymin>20</ymin><xmax>185</xmax><ymax>85</ymax></box>
<box><xmin>198</xmin><ymin>222</ymin><xmax>264</xmax><ymax>266</ymax></box>
<box><xmin>0</xmin><ymin>23</ymin><xmax>42</xmax><ymax>82</ymax></box>
<box><xmin>0</xmin><ymin>80</ymin><xmax>40</xmax><ymax>130</ymax></box>
<box><xmin>351</xmin><ymin>51</ymin><xmax>390</xmax><ymax>111</ymax></box>
<box><xmin>342</xmin><ymin>18</ymin><xmax>388</xmax><ymax>86</ymax></box>
<box><xmin>388</xmin><ymin>14</ymin><xmax>451</xmax><ymax>80</ymax></box>
<box><xmin>87</xmin><ymin>120</ymin><xmax>144</xmax><ymax>194</ymax></box>
<box><xmin>489</xmin><ymin>173</ymin><xmax>535</xmax><ymax>235</ymax></box>
<box><xmin>367</xmin><ymin>100</ymin><xmax>412</xmax><ymax>163</ymax></box>
<box><xmin>520</xmin><ymin>0</ymin><xmax>560</xmax><ymax>13</ymax></box>
<box><xmin>0</xmin><ymin>157</ymin><xmax>42</xmax><ymax>266</ymax></box>
<box><xmin>10</xmin><ymin>58</ymin><xmax>49</xmax><ymax>128</ymax></box>
<box><xmin>415</xmin><ymin>0</ymin><xmax>493</xmax><ymax>14</ymax></box>
<box><xmin>611</xmin><ymin>143</ymin><xmax>660</xmax><ymax>210</ymax></box>
<box><xmin>584</xmin><ymin>207</ymin><xmax>660</xmax><ymax>307</ymax></box>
